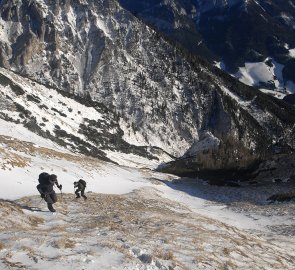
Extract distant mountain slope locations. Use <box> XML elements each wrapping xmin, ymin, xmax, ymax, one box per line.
<box><xmin>119</xmin><ymin>0</ymin><xmax>217</xmax><ymax>61</ymax></box>
<box><xmin>119</xmin><ymin>0</ymin><xmax>295</xmax><ymax>94</ymax></box>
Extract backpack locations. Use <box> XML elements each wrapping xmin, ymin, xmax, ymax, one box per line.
<box><xmin>38</xmin><ymin>172</ymin><xmax>50</xmax><ymax>185</ymax></box>
<box><xmin>78</xmin><ymin>179</ymin><xmax>86</xmax><ymax>187</ymax></box>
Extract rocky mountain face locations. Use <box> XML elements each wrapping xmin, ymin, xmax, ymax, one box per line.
<box><xmin>0</xmin><ymin>0</ymin><xmax>295</xmax><ymax>180</ymax></box>
<box><xmin>119</xmin><ymin>0</ymin><xmax>295</xmax><ymax>94</ymax></box>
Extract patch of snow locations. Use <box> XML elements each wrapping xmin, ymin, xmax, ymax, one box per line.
<box><xmin>105</xmin><ymin>150</ymin><xmax>172</xmax><ymax>169</ymax></box>
<box><xmin>0</xmin><ymin>17</ymin><xmax>23</xmax><ymax>44</ymax></box>
<box><xmin>235</xmin><ymin>61</ymin><xmax>274</xmax><ymax>86</ymax></box>
<box><xmin>289</xmin><ymin>48</ymin><xmax>295</xmax><ymax>58</ymax></box>
<box><xmin>280</xmin><ymin>12</ymin><xmax>295</xmax><ymax>29</ymax></box>
<box><xmin>0</xmin><ymin>68</ymin><xmax>104</xmax><ymax>147</ymax></box>
<box><xmin>119</xmin><ymin>118</ymin><xmax>149</xmax><ymax>147</ymax></box>
<box><xmin>272</xmin><ymin>60</ymin><xmax>285</xmax><ymax>88</ymax></box>
<box><xmin>260</xmin><ymin>89</ymin><xmax>287</xmax><ymax>99</ymax></box>
<box><xmin>184</xmin><ymin>131</ymin><xmax>220</xmax><ymax>157</ymax></box>
<box><xmin>234</xmin><ymin>58</ymin><xmax>294</xmax><ymax>95</ymax></box>
<box><xmin>0</xmin><ymin>118</ymin><xmax>71</xmax><ymax>153</ymax></box>
<box><xmin>95</xmin><ymin>16</ymin><xmax>112</xmax><ymax>39</ymax></box>
<box><xmin>66</xmin><ymin>6</ymin><xmax>77</xmax><ymax>30</ymax></box>
<box><xmin>0</xmin><ymin>151</ymin><xmax>154</xmax><ymax>200</ymax></box>
<box><xmin>157</xmin><ymin>178</ymin><xmax>295</xmax><ymax>232</ymax></box>
<box><xmin>214</xmin><ymin>61</ymin><xmax>226</xmax><ymax>70</ymax></box>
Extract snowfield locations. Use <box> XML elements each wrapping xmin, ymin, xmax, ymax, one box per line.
<box><xmin>236</xmin><ymin>58</ymin><xmax>295</xmax><ymax>95</ymax></box>
<box><xmin>217</xmin><ymin>58</ymin><xmax>295</xmax><ymax>98</ymax></box>
<box><xmin>0</xmin><ymin>119</ymin><xmax>295</xmax><ymax>269</ymax></box>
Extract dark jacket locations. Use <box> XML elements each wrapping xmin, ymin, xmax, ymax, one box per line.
<box><xmin>74</xmin><ymin>181</ymin><xmax>85</xmax><ymax>190</ymax></box>
<box><xmin>37</xmin><ymin>174</ymin><xmax>60</xmax><ymax>195</ymax></box>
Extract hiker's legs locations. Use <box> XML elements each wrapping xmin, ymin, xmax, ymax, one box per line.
<box><xmin>81</xmin><ymin>188</ymin><xmax>87</xmax><ymax>200</ymax></box>
<box><xmin>44</xmin><ymin>194</ymin><xmax>53</xmax><ymax>204</ymax></box>
<box><xmin>45</xmin><ymin>192</ymin><xmax>57</xmax><ymax>212</ymax></box>
<box><xmin>75</xmin><ymin>188</ymin><xmax>81</xmax><ymax>198</ymax></box>
<box><xmin>47</xmin><ymin>203</ymin><xmax>56</xmax><ymax>212</ymax></box>
<box><xmin>49</xmin><ymin>192</ymin><xmax>57</xmax><ymax>204</ymax></box>
<box><xmin>45</xmin><ymin>191</ymin><xmax>57</xmax><ymax>204</ymax></box>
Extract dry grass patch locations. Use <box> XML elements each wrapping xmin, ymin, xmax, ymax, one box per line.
<box><xmin>226</xmin><ymin>259</ymin><xmax>237</xmax><ymax>269</ymax></box>
<box><xmin>101</xmin><ymin>241</ymin><xmax>133</xmax><ymax>259</ymax></box>
<box><xmin>28</xmin><ymin>215</ymin><xmax>44</xmax><ymax>227</ymax></box>
<box><xmin>0</xmin><ymin>200</ymin><xmax>23</xmax><ymax>215</ymax></box>
<box><xmin>53</xmin><ymin>238</ymin><xmax>76</xmax><ymax>249</ymax></box>
<box><xmin>0</xmin><ymin>147</ymin><xmax>31</xmax><ymax>169</ymax></box>
<box><xmin>148</xmin><ymin>178</ymin><xmax>164</xmax><ymax>185</ymax></box>
<box><xmin>0</xmin><ymin>242</ymin><xmax>5</xmax><ymax>250</ymax></box>
<box><xmin>223</xmin><ymin>247</ymin><xmax>231</xmax><ymax>256</ymax></box>
<box><xmin>0</xmin><ymin>200</ymin><xmax>44</xmax><ymax>230</ymax></box>
<box><xmin>155</xmin><ymin>249</ymin><xmax>174</xmax><ymax>260</ymax></box>
<box><xmin>0</xmin><ymin>135</ymin><xmax>105</xmax><ymax>170</ymax></box>
<box><xmin>20</xmin><ymin>245</ymin><xmax>36</xmax><ymax>255</ymax></box>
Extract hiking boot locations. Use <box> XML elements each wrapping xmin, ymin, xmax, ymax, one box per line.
<box><xmin>76</xmin><ymin>195</ymin><xmax>81</xmax><ymax>199</ymax></box>
<box><xmin>47</xmin><ymin>203</ymin><xmax>56</xmax><ymax>212</ymax></box>
<box><xmin>82</xmin><ymin>195</ymin><xmax>87</xmax><ymax>200</ymax></box>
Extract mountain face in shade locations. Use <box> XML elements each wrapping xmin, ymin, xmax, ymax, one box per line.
<box><xmin>119</xmin><ymin>0</ymin><xmax>295</xmax><ymax>94</ymax></box>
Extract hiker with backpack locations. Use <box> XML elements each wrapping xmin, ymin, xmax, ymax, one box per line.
<box><xmin>37</xmin><ymin>172</ymin><xmax>62</xmax><ymax>212</ymax></box>
<box><xmin>74</xmin><ymin>179</ymin><xmax>87</xmax><ymax>200</ymax></box>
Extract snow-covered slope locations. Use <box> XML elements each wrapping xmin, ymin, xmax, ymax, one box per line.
<box><xmin>0</xmin><ymin>120</ymin><xmax>162</xmax><ymax>200</ymax></box>
<box><xmin>0</xmin><ymin>67</ymin><xmax>172</xmax><ymax>168</ymax></box>
<box><xmin>0</xmin><ymin>118</ymin><xmax>295</xmax><ymax>269</ymax></box>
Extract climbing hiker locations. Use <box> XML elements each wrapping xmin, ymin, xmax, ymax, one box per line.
<box><xmin>37</xmin><ymin>172</ymin><xmax>62</xmax><ymax>212</ymax></box>
<box><xmin>74</xmin><ymin>179</ymin><xmax>87</xmax><ymax>200</ymax></box>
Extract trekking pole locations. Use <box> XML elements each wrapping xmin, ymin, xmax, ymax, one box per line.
<box><xmin>59</xmin><ymin>185</ymin><xmax>63</xmax><ymax>203</ymax></box>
